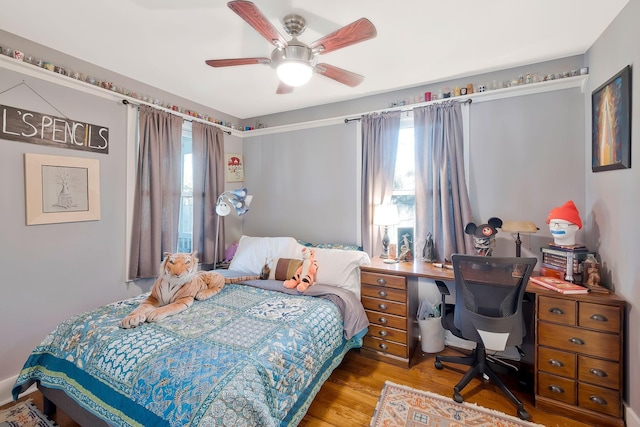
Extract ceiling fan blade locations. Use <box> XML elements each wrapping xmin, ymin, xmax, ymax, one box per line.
<box><xmin>315</xmin><ymin>63</ymin><xmax>364</xmax><ymax>87</ymax></box>
<box><xmin>310</xmin><ymin>18</ymin><xmax>377</xmax><ymax>55</ymax></box>
<box><xmin>276</xmin><ymin>81</ymin><xmax>294</xmax><ymax>94</ymax></box>
<box><xmin>205</xmin><ymin>57</ymin><xmax>270</xmax><ymax>67</ymax></box>
<box><xmin>227</xmin><ymin>1</ymin><xmax>288</xmax><ymax>48</ymax></box>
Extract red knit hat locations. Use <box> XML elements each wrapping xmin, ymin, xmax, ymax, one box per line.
<box><xmin>546</xmin><ymin>200</ymin><xmax>582</xmax><ymax>229</ymax></box>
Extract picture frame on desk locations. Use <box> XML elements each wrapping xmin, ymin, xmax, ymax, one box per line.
<box><xmin>397</xmin><ymin>227</ymin><xmax>414</xmax><ymax>261</ymax></box>
<box><xmin>591</xmin><ymin>64</ymin><xmax>632</xmax><ymax>172</ymax></box>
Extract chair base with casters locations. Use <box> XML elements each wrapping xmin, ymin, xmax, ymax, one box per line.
<box><xmin>435</xmin><ymin>342</ymin><xmax>530</xmax><ymax>421</ymax></box>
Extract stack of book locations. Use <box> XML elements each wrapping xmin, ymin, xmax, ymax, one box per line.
<box><xmin>540</xmin><ymin>243</ymin><xmax>595</xmax><ymax>283</ymax></box>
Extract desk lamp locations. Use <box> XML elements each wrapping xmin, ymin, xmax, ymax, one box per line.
<box><xmin>214</xmin><ymin>188</ymin><xmax>252</xmax><ymax>267</ymax></box>
<box><xmin>501</xmin><ymin>221</ymin><xmax>539</xmax><ymax>257</ymax></box>
<box><xmin>374</xmin><ymin>204</ymin><xmax>399</xmax><ymax>258</ymax></box>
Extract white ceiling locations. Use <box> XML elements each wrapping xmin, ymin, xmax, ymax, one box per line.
<box><xmin>0</xmin><ymin>0</ymin><xmax>629</xmax><ymax>119</ymax></box>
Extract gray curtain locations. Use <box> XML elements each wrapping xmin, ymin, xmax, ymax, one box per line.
<box><xmin>414</xmin><ymin>102</ymin><xmax>474</xmax><ymax>262</ymax></box>
<box><xmin>128</xmin><ymin>105</ymin><xmax>184</xmax><ymax>279</ymax></box>
<box><xmin>361</xmin><ymin>111</ymin><xmax>401</xmax><ymax>256</ymax></box>
<box><xmin>191</xmin><ymin>122</ymin><xmax>224</xmax><ymax>265</ymax></box>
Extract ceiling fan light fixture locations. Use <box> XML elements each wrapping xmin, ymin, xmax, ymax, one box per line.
<box><xmin>276</xmin><ymin>61</ymin><xmax>313</xmax><ymax>87</ymax></box>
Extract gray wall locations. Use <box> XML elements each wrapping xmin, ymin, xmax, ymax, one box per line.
<box><xmin>0</xmin><ymin>65</ymin><xmax>139</xmax><ymax>386</ymax></box>
<box><xmin>242</xmin><ymin>123</ymin><xmax>360</xmax><ymax>244</ymax></box>
<box><xmin>586</xmin><ymin>0</ymin><xmax>639</xmax><ymax>420</ymax></box>
<box><xmin>468</xmin><ymin>88</ymin><xmax>586</xmax><ymax>259</ymax></box>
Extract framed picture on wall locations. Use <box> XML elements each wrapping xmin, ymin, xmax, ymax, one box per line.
<box><xmin>591</xmin><ymin>65</ymin><xmax>632</xmax><ymax>172</ymax></box>
<box><xmin>24</xmin><ymin>153</ymin><xmax>101</xmax><ymax>225</ymax></box>
<box><xmin>225</xmin><ymin>153</ymin><xmax>244</xmax><ymax>182</ymax></box>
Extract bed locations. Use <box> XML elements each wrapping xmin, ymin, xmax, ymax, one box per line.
<box><xmin>12</xmin><ymin>236</ymin><xmax>371</xmax><ymax>427</ymax></box>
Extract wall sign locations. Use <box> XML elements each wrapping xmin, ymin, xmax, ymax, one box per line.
<box><xmin>1</xmin><ymin>104</ymin><xmax>109</xmax><ymax>154</ymax></box>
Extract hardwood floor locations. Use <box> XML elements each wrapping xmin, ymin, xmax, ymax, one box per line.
<box><xmin>3</xmin><ymin>347</ymin><xmax>591</xmax><ymax>426</ymax></box>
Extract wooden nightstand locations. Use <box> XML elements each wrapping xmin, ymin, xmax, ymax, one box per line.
<box><xmin>359</xmin><ymin>258</ymin><xmax>454</xmax><ymax>368</ymax></box>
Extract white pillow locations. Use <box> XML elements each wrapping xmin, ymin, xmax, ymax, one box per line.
<box><xmin>312</xmin><ymin>247</ymin><xmax>371</xmax><ymax>299</ymax></box>
<box><xmin>228</xmin><ymin>235</ymin><xmax>302</xmax><ymax>274</ymax></box>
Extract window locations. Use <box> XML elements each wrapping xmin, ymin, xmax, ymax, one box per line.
<box><xmin>391</xmin><ymin>118</ymin><xmax>415</xmax><ymax>244</ymax></box>
<box><xmin>177</xmin><ymin>122</ymin><xmax>193</xmax><ymax>252</ymax></box>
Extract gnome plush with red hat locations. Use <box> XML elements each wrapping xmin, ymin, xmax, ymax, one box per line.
<box><xmin>546</xmin><ymin>200</ymin><xmax>582</xmax><ymax>246</ymax></box>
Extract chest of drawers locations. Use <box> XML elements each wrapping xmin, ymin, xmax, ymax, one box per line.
<box><xmin>534</xmin><ymin>291</ymin><xmax>626</xmax><ymax>427</ymax></box>
<box><xmin>359</xmin><ymin>269</ymin><xmax>418</xmax><ymax>367</ymax></box>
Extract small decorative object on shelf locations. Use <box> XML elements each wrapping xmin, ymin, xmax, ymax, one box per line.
<box><xmin>582</xmin><ymin>253</ymin><xmax>609</xmax><ymax>293</ymax></box>
<box><xmin>422</xmin><ymin>232</ymin><xmax>437</xmax><ymax>262</ymax></box>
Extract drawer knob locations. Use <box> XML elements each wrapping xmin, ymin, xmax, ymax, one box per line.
<box><xmin>376</xmin><ymin>278</ymin><xmax>387</xmax><ymax>285</ymax></box>
<box><xmin>378</xmin><ymin>343</ymin><xmax>388</xmax><ymax>350</ymax></box>
<box><xmin>590</xmin><ymin>313</ymin><xmax>608</xmax><ymax>322</ymax></box>
<box><xmin>379</xmin><ymin>317</ymin><xmax>388</xmax><ymax>324</ymax></box>
<box><xmin>378</xmin><ymin>304</ymin><xmax>388</xmax><ymax>310</ymax></box>
<box><xmin>549</xmin><ymin>307</ymin><xmax>565</xmax><ymax>315</ymax></box>
<box><xmin>589</xmin><ymin>368</ymin><xmax>607</xmax><ymax>378</ymax></box>
<box><xmin>568</xmin><ymin>337</ymin><xmax>585</xmax><ymax>345</ymax></box>
<box><xmin>548</xmin><ymin>385</ymin><xmax>565</xmax><ymax>394</ymax></box>
<box><xmin>378</xmin><ymin>290</ymin><xmax>388</xmax><ymax>297</ymax></box>
<box><xmin>548</xmin><ymin>359</ymin><xmax>564</xmax><ymax>368</ymax></box>
<box><xmin>589</xmin><ymin>395</ymin><xmax>608</xmax><ymax>405</ymax></box>
<box><xmin>379</xmin><ymin>330</ymin><xmax>388</xmax><ymax>337</ymax></box>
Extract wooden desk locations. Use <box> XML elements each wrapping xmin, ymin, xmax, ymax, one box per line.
<box><xmin>359</xmin><ymin>260</ymin><xmax>627</xmax><ymax>426</ymax></box>
<box><xmin>359</xmin><ymin>258</ymin><xmax>453</xmax><ymax>367</ymax></box>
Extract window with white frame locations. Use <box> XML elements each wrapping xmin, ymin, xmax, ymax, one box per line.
<box><xmin>177</xmin><ymin>122</ymin><xmax>193</xmax><ymax>253</ymax></box>
<box><xmin>390</xmin><ymin>117</ymin><xmax>415</xmax><ymax>247</ymax></box>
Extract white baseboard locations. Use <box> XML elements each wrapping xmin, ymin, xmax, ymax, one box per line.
<box><xmin>627</xmin><ymin>403</ymin><xmax>640</xmax><ymax>427</ymax></box>
<box><xmin>0</xmin><ymin>375</ymin><xmax>35</xmax><ymax>406</ymax></box>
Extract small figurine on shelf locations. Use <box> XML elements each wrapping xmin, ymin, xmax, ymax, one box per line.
<box><xmin>422</xmin><ymin>232</ymin><xmax>437</xmax><ymax>262</ymax></box>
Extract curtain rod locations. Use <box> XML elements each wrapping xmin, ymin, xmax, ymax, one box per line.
<box><xmin>122</xmin><ymin>99</ymin><xmax>232</xmax><ymax>135</ymax></box>
<box><xmin>344</xmin><ymin>98</ymin><xmax>472</xmax><ymax>123</ymax></box>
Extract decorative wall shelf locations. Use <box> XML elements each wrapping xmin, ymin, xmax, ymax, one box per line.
<box><xmin>1</xmin><ymin>53</ymin><xmax>588</xmax><ymax>139</ymax></box>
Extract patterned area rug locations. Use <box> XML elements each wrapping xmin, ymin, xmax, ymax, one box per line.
<box><xmin>0</xmin><ymin>399</ymin><xmax>57</xmax><ymax>427</ymax></box>
<box><xmin>370</xmin><ymin>381</ymin><xmax>544</xmax><ymax>427</ymax></box>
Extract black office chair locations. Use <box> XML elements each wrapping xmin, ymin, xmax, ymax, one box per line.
<box><xmin>434</xmin><ymin>254</ymin><xmax>537</xmax><ymax>420</ymax></box>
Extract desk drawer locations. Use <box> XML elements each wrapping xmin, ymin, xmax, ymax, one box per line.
<box><xmin>362</xmin><ymin>296</ymin><xmax>406</xmax><ymax>317</ymax></box>
<box><xmin>537</xmin><ymin>346</ymin><xmax>575</xmax><ymax>378</ymax></box>
<box><xmin>578</xmin><ymin>302</ymin><xmax>621</xmax><ymax>333</ymax></box>
<box><xmin>361</xmin><ymin>271</ymin><xmax>406</xmax><ymax>289</ymax></box>
<box><xmin>364</xmin><ymin>336</ymin><xmax>407</xmax><ymax>358</ymax></box>
<box><xmin>578</xmin><ymin>355</ymin><xmax>620</xmax><ymax>390</ymax></box>
<box><xmin>538</xmin><ymin>322</ymin><xmax>619</xmax><ymax>360</ymax></box>
<box><xmin>362</xmin><ymin>284</ymin><xmax>406</xmax><ymax>303</ymax></box>
<box><xmin>537</xmin><ymin>372</ymin><xmax>576</xmax><ymax>405</ymax></box>
<box><xmin>367</xmin><ymin>324</ymin><xmax>407</xmax><ymax>345</ymax></box>
<box><xmin>538</xmin><ymin>296</ymin><xmax>576</xmax><ymax>325</ymax></box>
<box><xmin>578</xmin><ymin>383</ymin><xmax>621</xmax><ymax>417</ymax></box>
<box><xmin>366</xmin><ymin>310</ymin><xmax>407</xmax><ymax>330</ymax></box>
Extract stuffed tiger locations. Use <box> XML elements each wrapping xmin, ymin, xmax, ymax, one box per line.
<box><xmin>120</xmin><ymin>251</ymin><xmax>257</xmax><ymax>329</ymax></box>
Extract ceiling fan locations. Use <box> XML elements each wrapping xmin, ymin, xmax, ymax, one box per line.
<box><xmin>205</xmin><ymin>0</ymin><xmax>377</xmax><ymax>94</ymax></box>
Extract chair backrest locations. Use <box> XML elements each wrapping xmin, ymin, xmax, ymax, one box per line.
<box><xmin>451</xmin><ymin>254</ymin><xmax>537</xmax><ymax>351</ymax></box>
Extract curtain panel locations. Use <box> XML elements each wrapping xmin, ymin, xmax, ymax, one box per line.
<box><xmin>191</xmin><ymin>122</ymin><xmax>224</xmax><ymax>265</ymax></box>
<box><xmin>361</xmin><ymin>111</ymin><xmax>401</xmax><ymax>257</ymax></box>
<box><xmin>128</xmin><ymin>105</ymin><xmax>184</xmax><ymax>280</ymax></box>
<box><xmin>414</xmin><ymin>102</ymin><xmax>474</xmax><ymax>262</ymax></box>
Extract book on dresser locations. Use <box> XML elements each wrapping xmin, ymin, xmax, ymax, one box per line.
<box><xmin>540</xmin><ymin>245</ymin><xmax>595</xmax><ymax>283</ymax></box>
<box><xmin>529</xmin><ymin>276</ymin><xmax>589</xmax><ymax>294</ymax></box>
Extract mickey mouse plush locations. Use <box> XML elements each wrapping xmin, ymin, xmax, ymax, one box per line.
<box><xmin>465</xmin><ymin>217</ymin><xmax>503</xmax><ymax>256</ymax></box>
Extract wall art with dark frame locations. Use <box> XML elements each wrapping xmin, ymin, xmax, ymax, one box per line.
<box><xmin>591</xmin><ymin>65</ymin><xmax>632</xmax><ymax>172</ymax></box>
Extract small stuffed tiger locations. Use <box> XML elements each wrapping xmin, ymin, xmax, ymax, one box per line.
<box><xmin>120</xmin><ymin>251</ymin><xmax>256</xmax><ymax>329</ymax></box>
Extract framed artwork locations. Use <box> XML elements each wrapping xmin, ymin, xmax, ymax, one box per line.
<box><xmin>225</xmin><ymin>153</ymin><xmax>244</xmax><ymax>182</ymax></box>
<box><xmin>24</xmin><ymin>153</ymin><xmax>101</xmax><ymax>225</ymax></box>
<box><xmin>397</xmin><ymin>227</ymin><xmax>414</xmax><ymax>260</ymax></box>
<box><xmin>591</xmin><ymin>65</ymin><xmax>632</xmax><ymax>172</ymax></box>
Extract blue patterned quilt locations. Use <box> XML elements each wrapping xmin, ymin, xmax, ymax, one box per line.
<box><xmin>12</xmin><ymin>282</ymin><xmax>366</xmax><ymax>426</ymax></box>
